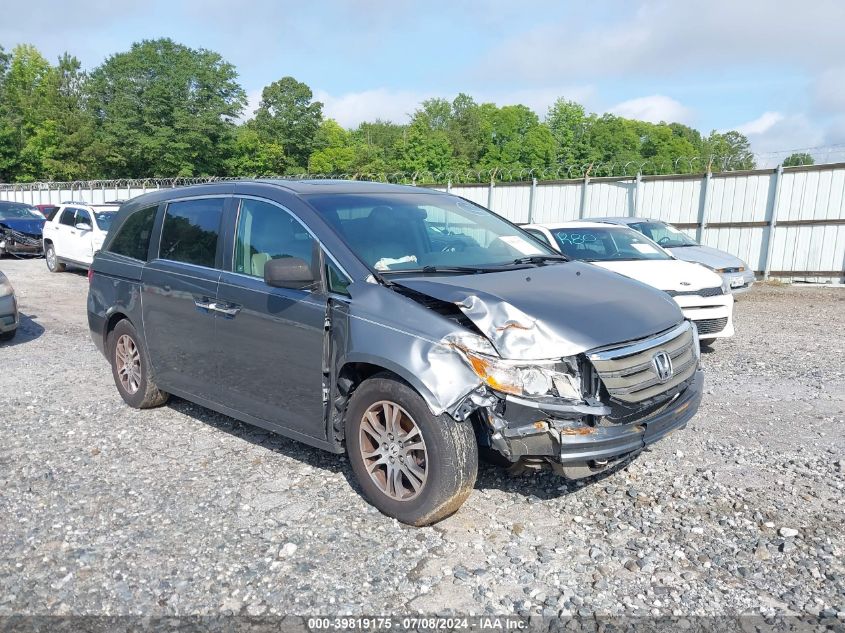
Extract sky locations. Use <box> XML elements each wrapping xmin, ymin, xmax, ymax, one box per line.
<box><xmin>2</xmin><ymin>0</ymin><xmax>844</xmax><ymax>163</ymax></box>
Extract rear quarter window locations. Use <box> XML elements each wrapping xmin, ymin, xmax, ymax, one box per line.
<box><xmin>159</xmin><ymin>198</ymin><xmax>224</xmax><ymax>268</ymax></box>
<box><xmin>107</xmin><ymin>205</ymin><xmax>158</xmax><ymax>261</ymax></box>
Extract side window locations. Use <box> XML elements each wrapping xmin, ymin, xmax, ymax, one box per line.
<box><xmin>326</xmin><ymin>258</ymin><xmax>351</xmax><ymax>296</ymax></box>
<box><xmin>159</xmin><ymin>198</ymin><xmax>224</xmax><ymax>268</ymax></box>
<box><xmin>108</xmin><ymin>205</ymin><xmax>158</xmax><ymax>261</ymax></box>
<box><xmin>75</xmin><ymin>209</ymin><xmax>92</xmax><ymax>227</ymax></box>
<box><xmin>59</xmin><ymin>209</ymin><xmax>76</xmax><ymax>226</ymax></box>
<box><xmin>234</xmin><ymin>198</ymin><xmax>315</xmax><ymax>279</ymax></box>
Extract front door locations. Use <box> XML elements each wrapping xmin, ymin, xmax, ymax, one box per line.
<box><xmin>215</xmin><ymin>197</ymin><xmax>327</xmax><ymax>440</ymax></box>
<box><xmin>54</xmin><ymin>207</ymin><xmax>77</xmax><ymax>260</ymax></box>
<box><xmin>72</xmin><ymin>208</ymin><xmax>95</xmax><ymax>264</ymax></box>
<box><xmin>141</xmin><ymin>197</ymin><xmax>226</xmax><ymax>400</ymax></box>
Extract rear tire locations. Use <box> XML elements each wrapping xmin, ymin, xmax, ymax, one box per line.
<box><xmin>345</xmin><ymin>374</ymin><xmax>478</xmax><ymax>526</ymax></box>
<box><xmin>45</xmin><ymin>244</ymin><xmax>65</xmax><ymax>272</ymax></box>
<box><xmin>108</xmin><ymin>319</ymin><xmax>169</xmax><ymax>408</ymax></box>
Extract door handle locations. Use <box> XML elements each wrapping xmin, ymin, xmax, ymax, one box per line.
<box><xmin>209</xmin><ymin>302</ymin><xmax>241</xmax><ymax>317</ymax></box>
<box><xmin>194</xmin><ymin>298</ymin><xmax>212</xmax><ymax>311</ymax></box>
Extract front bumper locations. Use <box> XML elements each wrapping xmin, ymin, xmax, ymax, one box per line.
<box><xmin>486</xmin><ymin>369</ymin><xmax>703</xmax><ymax>471</ymax></box>
<box><xmin>0</xmin><ymin>294</ymin><xmax>19</xmax><ymax>334</ymax></box>
<box><xmin>0</xmin><ymin>240</ymin><xmax>42</xmax><ymax>255</ymax></box>
<box><xmin>674</xmin><ymin>293</ymin><xmax>734</xmax><ymax>339</ymax></box>
<box><xmin>721</xmin><ymin>270</ymin><xmax>755</xmax><ymax>294</ymax></box>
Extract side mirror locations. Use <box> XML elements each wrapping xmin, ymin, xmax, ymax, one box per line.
<box><xmin>264</xmin><ymin>257</ymin><xmax>315</xmax><ymax>289</ymax></box>
<box><xmin>75</xmin><ymin>222</ymin><xmax>92</xmax><ymax>231</ymax></box>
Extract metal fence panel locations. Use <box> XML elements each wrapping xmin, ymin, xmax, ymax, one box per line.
<box><xmin>2</xmin><ymin>164</ymin><xmax>843</xmax><ymax>281</ymax></box>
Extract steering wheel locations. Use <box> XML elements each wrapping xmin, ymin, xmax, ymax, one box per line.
<box><xmin>441</xmin><ymin>242</ymin><xmax>466</xmax><ymax>253</ymax></box>
<box><xmin>657</xmin><ymin>236</ymin><xmax>671</xmax><ymax>245</ymax></box>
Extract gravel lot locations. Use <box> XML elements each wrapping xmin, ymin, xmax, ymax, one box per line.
<box><xmin>0</xmin><ymin>257</ymin><xmax>843</xmax><ymax>619</ymax></box>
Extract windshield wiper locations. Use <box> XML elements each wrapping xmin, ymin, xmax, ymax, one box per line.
<box><xmin>511</xmin><ymin>254</ymin><xmax>569</xmax><ymax>265</ymax></box>
<box><xmin>382</xmin><ymin>265</ymin><xmax>495</xmax><ymax>275</ymax></box>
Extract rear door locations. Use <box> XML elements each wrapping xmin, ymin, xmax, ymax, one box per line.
<box><xmin>215</xmin><ymin>196</ymin><xmax>328</xmax><ymax>440</ymax></box>
<box><xmin>141</xmin><ymin>196</ymin><xmax>229</xmax><ymax>400</ymax></box>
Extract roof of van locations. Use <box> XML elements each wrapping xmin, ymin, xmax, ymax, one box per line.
<box><xmin>257</xmin><ymin>179</ymin><xmax>438</xmax><ymax>195</ymax></box>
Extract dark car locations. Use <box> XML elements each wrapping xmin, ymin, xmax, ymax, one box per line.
<box><xmin>0</xmin><ymin>201</ymin><xmax>46</xmax><ymax>257</ymax></box>
<box><xmin>88</xmin><ymin>180</ymin><xmax>703</xmax><ymax>525</ymax></box>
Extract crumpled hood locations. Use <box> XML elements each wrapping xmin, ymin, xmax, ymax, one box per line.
<box><xmin>0</xmin><ymin>217</ymin><xmax>45</xmax><ymax>236</ymax></box>
<box><xmin>593</xmin><ymin>259</ymin><xmax>723</xmax><ymax>293</ymax></box>
<box><xmin>393</xmin><ymin>261</ymin><xmax>683</xmax><ymax>360</ymax></box>
<box><xmin>667</xmin><ymin>244</ymin><xmax>747</xmax><ymax>270</ymax></box>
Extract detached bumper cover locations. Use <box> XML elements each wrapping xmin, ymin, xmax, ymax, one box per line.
<box><xmin>494</xmin><ymin>369</ymin><xmax>703</xmax><ymax>464</ymax></box>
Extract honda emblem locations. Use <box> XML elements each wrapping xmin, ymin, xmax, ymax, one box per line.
<box><xmin>652</xmin><ymin>351</ymin><xmax>674</xmax><ymax>382</ymax></box>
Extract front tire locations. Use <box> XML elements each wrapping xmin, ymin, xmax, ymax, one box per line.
<box><xmin>345</xmin><ymin>374</ymin><xmax>478</xmax><ymax>526</ymax></box>
<box><xmin>0</xmin><ymin>329</ymin><xmax>15</xmax><ymax>342</ymax></box>
<box><xmin>45</xmin><ymin>244</ymin><xmax>65</xmax><ymax>272</ymax></box>
<box><xmin>108</xmin><ymin>319</ymin><xmax>169</xmax><ymax>408</ymax></box>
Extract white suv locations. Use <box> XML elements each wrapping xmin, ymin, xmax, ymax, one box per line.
<box><xmin>43</xmin><ymin>203</ymin><xmax>119</xmax><ymax>272</ymax></box>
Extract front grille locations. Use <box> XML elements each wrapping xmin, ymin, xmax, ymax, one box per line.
<box><xmin>693</xmin><ymin>317</ymin><xmax>728</xmax><ymax>335</ymax></box>
<box><xmin>666</xmin><ymin>286</ymin><xmax>723</xmax><ymax>298</ymax></box>
<box><xmin>588</xmin><ymin>322</ymin><xmax>698</xmax><ymax>404</ymax></box>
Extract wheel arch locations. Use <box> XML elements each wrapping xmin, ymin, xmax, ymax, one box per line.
<box><xmin>103</xmin><ymin>310</ymin><xmax>132</xmax><ymax>351</ymax></box>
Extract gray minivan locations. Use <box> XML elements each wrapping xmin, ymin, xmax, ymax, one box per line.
<box><xmin>88</xmin><ymin>180</ymin><xmax>703</xmax><ymax>525</ymax></box>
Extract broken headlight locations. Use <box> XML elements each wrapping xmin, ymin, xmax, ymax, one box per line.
<box><xmin>449</xmin><ymin>333</ymin><xmax>581</xmax><ymax>400</ymax></box>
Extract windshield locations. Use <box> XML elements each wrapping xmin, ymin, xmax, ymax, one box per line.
<box><xmin>94</xmin><ymin>211</ymin><xmax>117</xmax><ymax>230</ymax></box>
<box><xmin>0</xmin><ymin>203</ymin><xmax>43</xmax><ymax>221</ymax></box>
<box><xmin>629</xmin><ymin>221</ymin><xmax>697</xmax><ymax>247</ymax></box>
<box><xmin>306</xmin><ymin>192</ymin><xmax>559</xmax><ymax>273</ymax></box>
<box><xmin>548</xmin><ymin>227</ymin><xmax>672</xmax><ymax>261</ymax></box>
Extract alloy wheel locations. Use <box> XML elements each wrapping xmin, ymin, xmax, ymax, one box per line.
<box><xmin>115</xmin><ymin>334</ymin><xmax>142</xmax><ymax>394</ymax></box>
<box><xmin>358</xmin><ymin>400</ymin><xmax>428</xmax><ymax>501</ymax></box>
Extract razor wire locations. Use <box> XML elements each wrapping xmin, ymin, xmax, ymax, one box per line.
<box><xmin>0</xmin><ymin>150</ymin><xmax>842</xmax><ymax>193</ymax></box>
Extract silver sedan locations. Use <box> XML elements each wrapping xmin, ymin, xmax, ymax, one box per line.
<box><xmin>584</xmin><ymin>217</ymin><xmax>756</xmax><ymax>293</ymax></box>
<box><xmin>0</xmin><ymin>271</ymin><xmax>18</xmax><ymax>341</ymax></box>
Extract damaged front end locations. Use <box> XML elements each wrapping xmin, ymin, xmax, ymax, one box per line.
<box><xmin>334</xmin><ymin>262</ymin><xmax>703</xmax><ymax>480</ymax></box>
<box><xmin>0</xmin><ymin>223</ymin><xmax>43</xmax><ymax>256</ymax></box>
<box><xmin>442</xmin><ymin>318</ymin><xmax>703</xmax><ymax>479</ymax></box>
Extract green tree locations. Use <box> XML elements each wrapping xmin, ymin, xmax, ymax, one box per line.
<box><xmin>546</xmin><ymin>98</ymin><xmax>587</xmax><ymax>164</ymax></box>
<box><xmin>87</xmin><ymin>38</ymin><xmax>246</xmax><ymax>178</ymax></box>
<box><xmin>252</xmin><ymin>76</ymin><xmax>323</xmax><ymax>171</ymax></box>
<box><xmin>225</xmin><ymin>126</ymin><xmax>286</xmax><ymax>176</ymax></box>
<box><xmin>0</xmin><ymin>44</ymin><xmax>52</xmax><ymax>180</ymax></box>
<box><xmin>308</xmin><ymin>119</ymin><xmax>355</xmax><ymax>173</ymax></box>
<box><xmin>782</xmin><ymin>152</ymin><xmax>814</xmax><ymax>167</ymax></box>
<box><xmin>34</xmin><ymin>53</ymin><xmax>100</xmax><ymax>180</ymax></box>
<box><xmin>701</xmin><ymin>130</ymin><xmax>755</xmax><ymax>171</ymax></box>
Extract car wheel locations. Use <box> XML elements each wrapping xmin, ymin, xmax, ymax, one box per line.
<box><xmin>108</xmin><ymin>319</ymin><xmax>169</xmax><ymax>408</ymax></box>
<box><xmin>700</xmin><ymin>338</ymin><xmax>718</xmax><ymax>350</ymax></box>
<box><xmin>0</xmin><ymin>329</ymin><xmax>15</xmax><ymax>342</ymax></box>
<box><xmin>45</xmin><ymin>244</ymin><xmax>65</xmax><ymax>272</ymax></box>
<box><xmin>345</xmin><ymin>374</ymin><xmax>478</xmax><ymax>526</ymax></box>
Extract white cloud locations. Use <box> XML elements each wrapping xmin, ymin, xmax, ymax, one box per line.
<box><xmin>312</xmin><ymin>85</ymin><xmax>596</xmax><ymax>128</ymax></box>
<box><xmin>314</xmin><ymin>88</ymin><xmax>423</xmax><ymax>128</ymax></box>
<box><xmin>609</xmin><ymin>95</ymin><xmax>693</xmax><ymax>124</ymax></box>
<box><xmin>733</xmin><ymin>112</ymin><xmax>785</xmax><ymax>136</ymax></box>
<box><xmin>484</xmin><ymin>0</ymin><xmax>845</xmax><ymax>80</ymax></box>
<box><xmin>814</xmin><ymin>67</ymin><xmax>845</xmax><ymax>113</ymax></box>
<box><xmin>725</xmin><ymin>112</ymin><xmax>825</xmax><ymax>165</ymax></box>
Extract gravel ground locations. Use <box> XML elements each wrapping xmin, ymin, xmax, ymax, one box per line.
<box><xmin>0</xmin><ymin>257</ymin><xmax>843</xmax><ymax>619</ymax></box>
